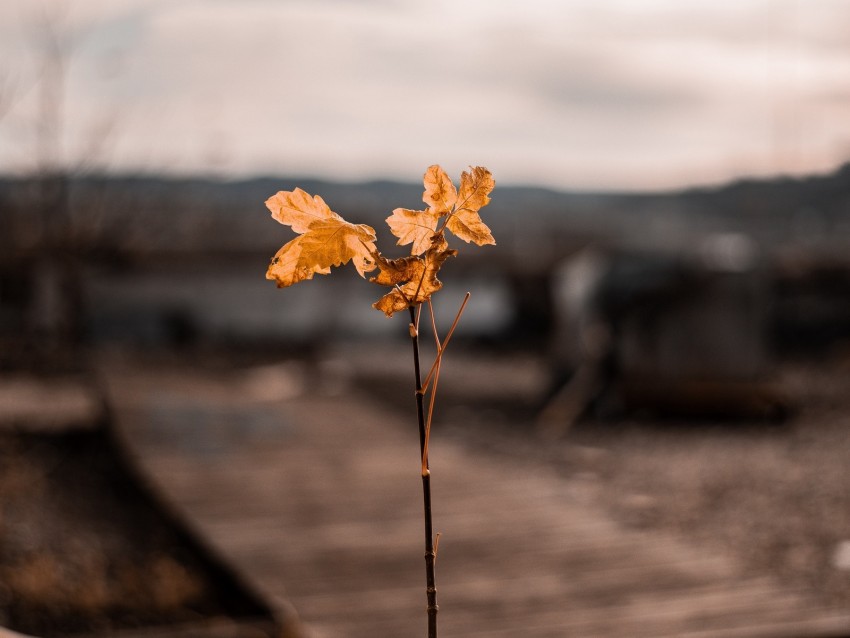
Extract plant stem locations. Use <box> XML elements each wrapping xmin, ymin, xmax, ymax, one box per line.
<box><xmin>409</xmin><ymin>306</ymin><xmax>438</xmax><ymax>638</ymax></box>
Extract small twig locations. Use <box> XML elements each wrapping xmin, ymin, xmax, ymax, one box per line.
<box><xmin>427</xmin><ymin>299</ymin><xmax>442</xmax><ymax>350</ymax></box>
<box><xmin>420</xmin><ymin>292</ymin><xmax>470</xmax><ymax>394</ymax></box>
<box><xmin>421</xmin><ymin>300</ymin><xmax>443</xmax><ymax>475</ymax></box>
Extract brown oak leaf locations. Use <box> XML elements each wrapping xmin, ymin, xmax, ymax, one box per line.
<box><xmin>266</xmin><ymin>188</ymin><xmax>338</xmax><ymax>232</ymax></box>
<box><xmin>422</xmin><ymin>165</ymin><xmax>457</xmax><ymax>216</ymax></box>
<box><xmin>386</xmin><ymin>165</ymin><xmax>495</xmax><ymax>254</ymax></box>
<box><xmin>266</xmin><ymin>189</ymin><xmax>377</xmax><ymax>288</ymax></box>
<box><xmin>371</xmin><ymin>236</ymin><xmax>457</xmax><ymax>317</ymax></box>
<box><xmin>445</xmin><ymin>166</ymin><xmax>496</xmax><ymax>246</ymax></box>
<box><xmin>385</xmin><ymin>207</ymin><xmax>441</xmax><ymax>256</ymax></box>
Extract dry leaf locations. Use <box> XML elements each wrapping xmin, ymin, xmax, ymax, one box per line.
<box><xmin>445</xmin><ymin>166</ymin><xmax>496</xmax><ymax>246</ymax></box>
<box><xmin>266</xmin><ymin>188</ymin><xmax>339</xmax><ymax>233</ymax></box>
<box><xmin>422</xmin><ymin>165</ymin><xmax>457</xmax><ymax>216</ymax></box>
<box><xmin>386</xmin><ymin>165</ymin><xmax>495</xmax><ymax>254</ymax></box>
<box><xmin>370</xmin><ymin>254</ymin><xmax>424</xmax><ymax>288</ymax></box>
<box><xmin>266</xmin><ymin>165</ymin><xmax>495</xmax><ymax>314</ymax></box>
<box><xmin>385</xmin><ymin>207</ymin><xmax>441</xmax><ymax>256</ymax></box>
<box><xmin>266</xmin><ymin>238</ymin><xmax>329</xmax><ymax>288</ymax></box>
<box><xmin>266</xmin><ymin>189</ymin><xmax>377</xmax><ymax>287</ymax></box>
<box><xmin>371</xmin><ymin>237</ymin><xmax>457</xmax><ymax>317</ymax></box>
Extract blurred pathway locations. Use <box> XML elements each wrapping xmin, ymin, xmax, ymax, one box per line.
<box><xmin>104</xmin><ymin>357</ymin><xmax>849</xmax><ymax>638</ymax></box>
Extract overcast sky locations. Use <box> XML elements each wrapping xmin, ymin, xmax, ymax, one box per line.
<box><xmin>1</xmin><ymin>0</ymin><xmax>849</xmax><ymax>190</ymax></box>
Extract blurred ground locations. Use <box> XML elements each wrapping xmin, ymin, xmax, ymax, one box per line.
<box><xmin>413</xmin><ymin>348</ymin><xmax>850</xmax><ymax>611</ymax></box>
<box><xmin>0</xmin><ymin>374</ymin><xmax>285</xmax><ymax>636</ymax></box>
<box><xmin>96</xmin><ymin>342</ymin><xmax>849</xmax><ymax>638</ymax></box>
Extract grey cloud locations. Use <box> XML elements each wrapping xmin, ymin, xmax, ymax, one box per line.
<box><xmin>83</xmin><ymin>8</ymin><xmax>154</xmax><ymax>52</ymax></box>
<box><xmin>533</xmin><ymin>61</ymin><xmax>700</xmax><ymax>112</ymax></box>
<box><xmin>588</xmin><ymin>2</ymin><xmax>850</xmax><ymax>57</ymax></box>
<box><xmin>819</xmin><ymin>89</ymin><xmax>850</xmax><ymax>105</ymax></box>
<box><xmin>474</xmin><ymin>31</ymin><xmax>702</xmax><ymax>113</ymax></box>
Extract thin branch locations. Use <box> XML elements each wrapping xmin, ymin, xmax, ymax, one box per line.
<box><xmin>427</xmin><ymin>299</ymin><xmax>442</xmax><ymax>350</ymax></box>
<box><xmin>421</xmin><ymin>300</ymin><xmax>443</xmax><ymax>475</ymax></box>
<box><xmin>422</xmin><ymin>357</ymin><xmax>440</xmax><ymax>476</ymax></box>
<box><xmin>420</xmin><ymin>292</ymin><xmax>470</xmax><ymax>394</ymax></box>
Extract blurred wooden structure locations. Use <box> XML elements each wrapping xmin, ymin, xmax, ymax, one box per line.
<box><xmin>541</xmin><ymin>240</ymin><xmax>788</xmax><ymax>431</ymax></box>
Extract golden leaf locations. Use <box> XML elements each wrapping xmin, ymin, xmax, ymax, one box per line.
<box><xmin>371</xmin><ymin>237</ymin><xmax>457</xmax><ymax>317</ymax></box>
<box><xmin>422</xmin><ymin>165</ymin><xmax>457</xmax><ymax>216</ymax></box>
<box><xmin>265</xmin><ymin>188</ymin><xmax>339</xmax><ymax>233</ymax></box>
<box><xmin>267</xmin><ymin>238</ymin><xmax>330</xmax><ymax>288</ymax></box>
<box><xmin>385</xmin><ymin>207</ymin><xmax>441</xmax><ymax>256</ymax></box>
<box><xmin>266</xmin><ymin>189</ymin><xmax>377</xmax><ymax>288</ymax></box>
<box><xmin>386</xmin><ymin>165</ymin><xmax>495</xmax><ymax>255</ymax></box>
<box><xmin>445</xmin><ymin>166</ymin><xmax>496</xmax><ymax>246</ymax></box>
<box><xmin>370</xmin><ymin>254</ymin><xmax>424</xmax><ymax>288</ymax></box>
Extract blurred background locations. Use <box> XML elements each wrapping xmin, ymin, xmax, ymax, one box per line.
<box><xmin>0</xmin><ymin>1</ymin><xmax>849</xmax><ymax>637</ymax></box>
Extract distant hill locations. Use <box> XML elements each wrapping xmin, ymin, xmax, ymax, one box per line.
<box><xmin>2</xmin><ymin>162</ymin><xmax>849</xmax><ymax>265</ymax></box>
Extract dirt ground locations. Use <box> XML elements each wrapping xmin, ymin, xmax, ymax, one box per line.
<box><xmin>95</xmin><ymin>342</ymin><xmax>848</xmax><ymax>637</ymax></box>
<box><xmin>1</xmin><ymin>340</ymin><xmax>848</xmax><ymax>636</ymax></box>
<box><xmin>377</xmin><ymin>345</ymin><xmax>850</xmax><ymax>612</ymax></box>
<box><xmin>113</xmin><ymin>340</ymin><xmax>850</xmax><ymax>615</ymax></box>
<box><xmin>0</xmin><ymin>371</ymin><xmax>286</xmax><ymax>636</ymax></box>
<box><xmin>327</xmin><ymin>339</ymin><xmax>849</xmax><ymax>612</ymax></box>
